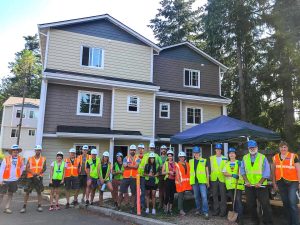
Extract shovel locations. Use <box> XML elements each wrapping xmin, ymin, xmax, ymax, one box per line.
<box><xmin>227</xmin><ymin>179</ymin><xmax>238</xmax><ymax>223</ymax></box>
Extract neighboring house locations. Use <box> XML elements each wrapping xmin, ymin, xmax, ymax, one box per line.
<box><xmin>0</xmin><ymin>97</ymin><xmax>39</xmax><ymax>152</ymax></box>
<box><xmin>37</xmin><ymin>14</ymin><xmax>230</xmax><ymax>182</ymax></box>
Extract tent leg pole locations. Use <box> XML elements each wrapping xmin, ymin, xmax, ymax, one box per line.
<box><xmin>210</xmin><ymin>143</ymin><xmax>213</xmax><ymax>156</ymax></box>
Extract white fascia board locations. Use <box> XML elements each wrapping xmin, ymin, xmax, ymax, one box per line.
<box><xmin>156</xmin><ymin>91</ymin><xmax>232</xmax><ymax>105</ymax></box>
<box><xmin>53</xmin><ymin>132</ymin><xmax>152</xmax><ymax>140</ymax></box>
<box><xmin>44</xmin><ymin>71</ymin><xmax>160</xmax><ymax>92</ymax></box>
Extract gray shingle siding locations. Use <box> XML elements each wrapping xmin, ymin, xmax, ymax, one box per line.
<box><xmin>43</xmin><ymin>83</ymin><xmax>111</xmax><ymax>133</ymax></box>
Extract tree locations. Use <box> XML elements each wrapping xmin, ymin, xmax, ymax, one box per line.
<box><xmin>149</xmin><ymin>0</ymin><xmax>202</xmax><ymax>47</ymax></box>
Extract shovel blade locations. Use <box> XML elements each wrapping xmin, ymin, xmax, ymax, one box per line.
<box><xmin>227</xmin><ymin>210</ymin><xmax>238</xmax><ymax>222</ymax></box>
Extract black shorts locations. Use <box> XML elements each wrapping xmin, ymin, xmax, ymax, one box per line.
<box><xmin>65</xmin><ymin>176</ymin><xmax>80</xmax><ymax>190</ymax></box>
<box><xmin>79</xmin><ymin>175</ymin><xmax>87</xmax><ymax>188</ymax></box>
<box><xmin>24</xmin><ymin>177</ymin><xmax>44</xmax><ymax>194</ymax></box>
<box><xmin>145</xmin><ymin>184</ymin><xmax>158</xmax><ymax>191</ymax></box>
<box><xmin>49</xmin><ymin>179</ymin><xmax>63</xmax><ymax>188</ymax></box>
<box><xmin>120</xmin><ymin>178</ymin><xmax>136</xmax><ymax>194</ymax></box>
<box><xmin>0</xmin><ymin>181</ymin><xmax>18</xmax><ymax>194</ymax></box>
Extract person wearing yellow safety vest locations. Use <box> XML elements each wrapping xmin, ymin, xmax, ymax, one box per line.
<box><xmin>240</xmin><ymin>140</ymin><xmax>273</xmax><ymax>225</ymax></box>
<box><xmin>119</xmin><ymin>144</ymin><xmax>141</xmax><ymax>213</ymax></box>
<box><xmin>144</xmin><ymin>152</ymin><xmax>159</xmax><ymax>215</ymax></box>
<box><xmin>0</xmin><ymin>144</ymin><xmax>25</xmax><ymax>214</ymax></box>
<box><xmin>158</xmin><ymin>145</ymin><xmax>167</xmax><ymax>209</ymax></box>
<box><xmin>189</xmin><ymin>146</ymin><xmax>210</xmax><ymax>220</ymax></box>
<box><xmin>209</xmin><ymin>143</ymin><xmax>227</xmax><ymax>217</ymax></box>
<box><xmin>77</xmin><ymin>145</ymin><xmax>91</xmax><ymax>203</ymax></box>
<box><xmin>272</xmin><ymin>141</ymin><xmax>300</xmax><ymax>225</ymax></box>
<box><xmin>85</xmin><ymin>149</ymin><xmax>101</xmax><ymax>206</ymax></box>
<box><xmin>112</xmin><ymin>152</ymin><xmax>125</xmax><ymax>208</ymax></box>
<box><xmin>222</xmin><ymin>147</ymin><xmax>244</xmax><ymax>225</ymax></box>
<box><xmin>20</xmin><ymin>145</ymin><xmax>46</xmax><ymax>213</ymax></box>
<box><xmin>49</xmin><ymin>151</ymin><xmax>66</xmax><ymax>211</ymax></box>
<box><xmin>98</xmin><ymin>151</ymin><xmax>113</xmax><ymax>206</ymax></box>
<box><xmin>137</xmin><ymin>143</ymin><xmax>146</xmax><ymax>209</ymax></box>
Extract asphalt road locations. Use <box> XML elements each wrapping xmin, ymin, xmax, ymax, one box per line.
<box><xmin>0</xmin><ymin>193</ymin><xmax>124</xmax><ymax>225</ymax></box>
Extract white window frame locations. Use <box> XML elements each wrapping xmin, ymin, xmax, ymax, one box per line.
<box><xmin>127</xmin><ymin>96</ymin><xmax>140</xmax><ymax>113</ymax></box>
<box><xmin>183</xmin><ymin>68</ymin><xmax>200</xmax><ymax>88</ymax></box>
<box><xmin>74</xmin><ymin>143</ymin><xmax>99</xmax><ymax>150</ymax></box>
<box><xmin>16</xmin><ymin>109</ymin><xmax>25</xmax><ymax>118</ymax></box>
<box><xmin>186</xmin><ymin>107</ymin><xmax>203</xmax><ymax>125</ymax></box>
<box><xmin>80</xmin><ymin>45</ymin><xmax>104</xmax><ymax>69</ymax></box>
<box><xmin>77</xmin><ymin>90</ymin><xmax>104</xmax><ymax>117</ymax></box>
<box><xmin>29</xmin><ymin>129</ymin><xmax>35</xmax><ymax>136</ymax></box>
<box><xmin>159</xmin><ymin>102</ymin><xmax>170</xmax><ymax>119</ymax></box>
<box><xmin>11</xmin><ymin>129</ymin><xmax>18</xmax><ymax>138</ymax></box>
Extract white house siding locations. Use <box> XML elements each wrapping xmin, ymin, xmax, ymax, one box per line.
<box><xmin>47</xmin><ymin>29</ymin><xmax>152</xmax><ymax>82</ymax></box>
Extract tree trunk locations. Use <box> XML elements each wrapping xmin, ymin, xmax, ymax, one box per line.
<box><xmin>236</xmin><ymin>42</ymin><xmax>246</xmax><ymax>121</ymax></box>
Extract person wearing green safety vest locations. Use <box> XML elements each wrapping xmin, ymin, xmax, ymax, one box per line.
<box><xmin>223</xmin><ymin>147</ymin><xmax>244</xmax><ymax>225</ymax></box>
<box><xmin>137</xmin><ymin>143</ymin><xmax>146</xmax><ymax>209</ymax></box>
<box><xmin>49</xmin><ymin>151</ymin><xmax>66</xmax><ymax>211</ymax></box>
<box><xmin>98</xmin><ymin>151</ymin><xmax>113</xmax><ymax>206</ymax></box>
<box><xmin>240</xmin><ymin>140</ymin><xmax>273</xmax><ymax>225</ymax></box>
<box><xmin>210</xmin><ymin>143</ymin><xmax>227</xmax><ymax>217</ymax></box>
<box><xmin>85</xmin><ymin>149</ymin><xmax>101</xmax><ymax>206</ymax></box>
<box><xmin>112</xmin><ymin>152</ymin><xmax>125</xmax><ymax>209</ymax></box>
<box><xmin>158</xmin><ymin>145</ymin><xmax>167</xmax><ymax>209</ymax></box>
<box><xmin>189</xmin><ymin>146</ymin><xmax>210</xmax><ymax>220</ymax></box>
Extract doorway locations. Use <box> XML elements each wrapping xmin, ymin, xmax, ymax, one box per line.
<box><xmin>113</xmin><ymin>145</ymin><xmax>128</xmax><ymax>163</ymax></box>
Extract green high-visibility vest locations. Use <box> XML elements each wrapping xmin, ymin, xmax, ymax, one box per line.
<box><xmin>100</xmin><ymin>162</ymin><xmax>111</xmax><ymax>181</ymax></box>
<box><xmin>224</xmin><ymin>161</ymin><xmax>245</xmax><ymax>191</ymax></box>
<box><xmin>243</xmin><ymin>153</ymin><xmax>267</xmax><ymax>185</ymax></box>
<box><xmin>189</xmin><ymin>158</ymin><xmax>207</xmax><ymax>185</ymax></box>
<box><xmin>113</xmin><ymin>162</ymin><xmax>124</xmax><ymax>180</ymax></box>
<box><xmin>144</xmin><ymin>163</ymin><xmax>159</xmax><ymax>184</ymax></box>
<box><xmin>138</xmin><ymin>152</ymin><xmax>162</xmax><ymax>176</ymax></box>
<box><xmin>87</xmin><ymin>157</ymin><xmax>101</xmax><ymax>179</ymax></box>
<box><xmin>210</xmin><ymin>155</ymin><xmax>227</xmax><ymax>183</ymax></box>
<box><xmin>52</xmin><ymin>161</ymin><xmax>65</xmax><ymax>180</ymax></box>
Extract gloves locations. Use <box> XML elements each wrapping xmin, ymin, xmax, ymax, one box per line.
<box><xmin>232</xmin><ymin>174</ymin><xmax>239</xmax><ymax>179</ymax></box>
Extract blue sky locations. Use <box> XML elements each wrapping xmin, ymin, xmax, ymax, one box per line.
<box><xmin>0</xmin><ymin>0</ymin><xmax>206</xmax><ymax>78</ymax></box>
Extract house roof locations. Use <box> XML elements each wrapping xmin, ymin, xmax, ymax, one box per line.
<box><xmin>161</xmin><ymin>42</ymin><xmax>228</xmax><ymax>70</ymax></box>
<box><xmin>38</xmin><ymin>14</ymin><xmax>161</xmax><ymax>52</ymax></box>
<box><xmin>3</xmin><ymin>97</ymin><xmax>40</xmax><ymax>107</ymax></box>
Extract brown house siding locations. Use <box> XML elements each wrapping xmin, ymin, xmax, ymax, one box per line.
<box><xmin>43</xmin><ymin>83</ymin><xmax>111</xmax><ymax>133</ymax></box>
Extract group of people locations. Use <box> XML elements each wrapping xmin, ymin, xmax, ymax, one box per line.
<box><xmin>0</xmin><ymin>140</ymin><xmax>299</xmax><ymax>225</ymax></box>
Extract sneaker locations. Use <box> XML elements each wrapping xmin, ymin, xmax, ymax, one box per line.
<box><xmin>4</xmin><ymin>208</ymin><xmax>12</xmax><ymax>214</ymax></box>
<box><xmin>20</xmin><ymin>207</ymin><xmax>26</xmax><ymax>213</ymax></box>
<box><xmin>49</xmin><ymin>205</ymin><xmax>54</xmax><ymax>211</ymax></box>
<box><xmin>37</xmin><ymin>205</ymin><xmax>43</xmax><ymax>212</ymax></box>
<box><xmin>85</xmin><ymin>200</ymin><xmax>90</xmax><ymax>206</ymax></box>
<box><xmin>204</xmin><ymin>213</ymin><xmax>209</xmax><ymax>220</ymax></box>
<box><xmin>55</xmin><ymin>205</ymin><xmax>61</xmax><ymax>210</ymax></box>
<box><xmin>145</xmin><ymin>208</ymin><xmax>149</xmax><ymax>214</ymax></box>
<box><xmin>194</xmin><ymin>211</ymin><xmax>200</xmax><ymax>215</ymax></box>
<box><xmin>179</xmin><ymin>210</ymin><xmax>186</xmax><ymax>216</ymax></box>
<box><xmin>65</xmin><ymin>203</ymin><xmax>70</xmax><ymax>209</ymax></box>
<box><xmin>152</xmin><ymin>208</ymin><xmax>156</xmax><ymax>215</ymax></box>
<box><xmin>71</xmin><ymin>200</ymin><xmax>78</xmax><ymax>206</ymax></box>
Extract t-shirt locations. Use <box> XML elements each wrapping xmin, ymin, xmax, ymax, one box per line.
<box><xmin>216</xmin><ymin>156</ymin><xmax>223</xmax><ymax>166</ymax></box>
<box><xmin>101</xmin><ymin>163</ymin><xmax>108</xmax><ymax>178</ymax></box>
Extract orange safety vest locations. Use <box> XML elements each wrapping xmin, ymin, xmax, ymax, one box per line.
<box><xmin>175</xmin><ymin>162</ymin><xmax>192</xmax><ymax>193</ymax></box>
<box><xmin>123</xmin><ymin>155</ymin><xmax>139</xmax><ymax>178</ymax></box>
<box><xmin>64</xmin><ymin>158</ymin><xmax>80</xmax><ymax>177</ymax></box>
<box><xmin>3</xmin><ymin>155</ymin><xmax>23</xmax><ymax>180</ymax></box>
<box><xmin>77</xmin><ymin>154</ymin><xmax>91</xmax><ymax>168</ymax></box>
<box><xmin>27</xmin><ymin>156</ymin><xmax>46</xmax><ymax>178</ymax></box>
<box><xmin>273</xmin><ymin>152</ymin><xmax>298</xmax><ymax>181</ymax></box>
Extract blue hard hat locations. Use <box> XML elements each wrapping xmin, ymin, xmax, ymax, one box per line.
<box><xmin>215</xmin><ymin>143</ymin><xmax>223</xmax><ymax>149</ymax></box>
<box><xmin>228</xmin><ymin>147</ymin><xmax>236</xmax><ymax>153</ymax></box>
<box><xmin>248</xmin><ymin>140</ymin><xmax>257</xmax><ymax>148</ymax></box>
<box><xmin>192</xmin><ymin>146</ymin><xmax>201</xmax><ymax>153</ymax></box>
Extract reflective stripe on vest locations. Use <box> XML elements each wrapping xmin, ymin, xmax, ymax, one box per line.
<box><xmin>273</xmin><ymin>152</ymin><xmax>298</xmax><ymax>181</ymax></box>
<box><xmin>189</xmin><ymin>158</ymin><xmax>207</xmax><ymax>185</ymax></box>
<box><xmin>64</xmin><ymin>158</ymin><xmax>80</xmax><ymax>177</ymax></box>
<box><xmin>27</xmin><ymin>156</ymin><xmax>46</xmax><ymax>178</ymax></box>
<box><xmin>123</xmin><ymin>155</ymin><xmax>139</xmax><ymax>178</ymax></box>
<box><xmin>175</xmin><ymin>162</ymin><xmax>192</xmax><ymax>192</ymax></box>
<box><xmin>52</xmin><ymin>161</ymin><xmax>65</xmax><ymax>180</ymax></box>
<box><xmin>224</xmin><ymin>161</ymin><xmax>245</xmax><ymax>191</ymax></box>
<box><xmin>210</xmin><ymin>155</ymin><xmax>227</xmax><ymax>183</ymax></box>
<box><xmin>87</xmin><ymin>157</ymin><xmax>101</xmax><ymax>179</ymax></box>
<box><xmin>113</xmin><ymin>162</ymin><xmax>124</xmax><ymax>180</ymax></box>
<box><xmin>243</xmin><ymin>153</ymin><xmax>267</xmax><ymax>185</ymax></box>
<box><xmin>3</xmin><ymin>156</ymin><xmax>23</xmax><ymax>180</ymax></box>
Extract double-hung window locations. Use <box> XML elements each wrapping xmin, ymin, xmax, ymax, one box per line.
<box><xmin>127</xmin><ymin>96</ymin><xmax>139</xmax><ymax>113</ymax></box>
<box><xmin>186</xmin><ymin>107</ymin><xmax>202</xmax><ymax>125</ymax></box>
<box><xmin>11</xmin><ymin>129</ymin><xmax>18</xmax><ymax>138</ymax></box>
<box><xmin>16</xmin><ymin>110</ymin><xmax>25</xmax><ymax>118</ymax></box>
<box><xmin>81</xmin><ymin>46</ymin><xmax>104</xmax><ymax>68</ymax></box>
<box><xmin>29</xmin><ymin>130</ymin><xmax>35</xmax><ymax>136</ymax></box>
<box><xmin>77</xmin><ymin>91</ymin><xmax>103</xmax><ymax>116</ymax></box>
<box><xmin>159</xmin><ymin>102</ymin><xmax>170</xmax><ymax>119</ymax></box>
<box><xmin>29</xmin><ymin>110</ymin><xmax>35</xmax><ymax>119</ymax></box>
<box><xmin>184</xmin><ymin>69</ymin><xmax>200</xmax><ymax>88</ymax></box>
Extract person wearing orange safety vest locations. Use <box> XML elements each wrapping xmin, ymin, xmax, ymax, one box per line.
<box><xmin>64</xmin><ymin>148</ymin><xmax>81</xmax><ymax>208</ymax></box>
<box><xmin>20</xmin><ymin>145</ymin><xmax>46</xmax><ymax>213</ymax></box>
<box><xmin>118</xmin><ymin>144</ymin><xmax>140</xmax><ymax>213</ymax></box>
<box><xmin>77</xmin><ymin>145</ymin><xmax>91</xmax><ymax>203</ymax></box>
<box><xmin>0</xmin><ymin>144</ymin><xmax>25</xmax><ymax>214</ymax></box>
<box><xmin>272</xmin><ymin>141</ymin><xmax>300</xmax><ymax>225</ymax></box>
<box><xmin>175</xmin><ymin>151</ymin><xmax>192</xmax><ymax>216</ymax></box>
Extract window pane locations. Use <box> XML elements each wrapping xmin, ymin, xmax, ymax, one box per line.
<box><xmin>82</xmin><ymin>47</ymin><xmax>89</xmax><ymax>66</ymax></box>
<box><xmin>128</xmin><ymin>97</ymin><xmax>138</xmax><ymax>112</ymax></box>
<box><xmin>79</xmin><ymin>93</ymin><xmax>90</xmax><ymax>113</ymax></box>
<box><xmin>161</xmin><ymin>111</ymin><xmax>168</xmax><ymax>118</ymax></box>
<box><xmin>187</xmin><ymin>108</ymin><xmax>194</xmax><ymax>123</ymax></box>
<box><xmin>16</xmin><ymin>110</ymin><xmax>21</xmax><ymax>118</ymax></box>
<box><xmin>29</xmin><ymin>111</ymin><xmax>34</xmax><ymax>118</ymax></box>
<box><xmin>161</xmin><ymin>104</ymin><xmax>168</xmax><ymax>111</ymax></box>
<box><xmin>91</xmin><ymin>48</ymin><xmax>101</xmax><ymax>67</ymax></box>
<box><xmin>192</xmin><ymin>72</ymin><xmax>199</xmax><ymax>87</ymax></box>
<box><xmin>91</xmin><ymin>94</ymin><xmax>101</xmax><ymax>114</ymax></box>
<box><xmin>195</xmin><ymin>109</ymin><xmax>201</xmax><ymax>124</ymax></box>
<box><xmin>184</xmin><ymin>70</ymin><xmax>190</xmax><ymax>86</ymax></box>
<box><xmin>129</xmin><ymin>106</ymin><xmax>137</xmax><ymax>111</ymax></box>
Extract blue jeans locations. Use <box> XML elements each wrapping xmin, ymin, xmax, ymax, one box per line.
<box><xmin>277</xmin><ymin>180</ymin><xmax>299</xmax><ymax>225</ymax></box>
<box><xmin>140</xmin><ymin>176</ymin><xmax>145</xmax><ymax>208</ymax></box>
<box><xmin>192</xmin><ymin>183</ymin><xmax>209</xmax><ymax>214</ymax></box>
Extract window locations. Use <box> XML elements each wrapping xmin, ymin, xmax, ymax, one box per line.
<box><xmin>81</xmin><ymin>46</ymin><xmax>104</xmax><ymax>68</ymax></box>
<box><xmin>186</xmin><ymin>107</ymin><xmax>202</xmax><ymax>125</ymax></box>
<box><xmin>11</xmin><ymin>129</ymin><xmax>18</xmax><ymax>137</ymax></box>
<box><xmin>29</xmin><ymin>111</ymin><xmax>35</xmax><ymax>119</ymax></box>
<box><xmin>77</xmin><ymin>91</ymin><xmax>103</xmax><ymax>116</ymax></box>
<box><xmin>184</xmin><ymin>147</ymin><xmax>194</xmax><ymax>161</ymax></box>
<box><xmin>29</xmin><ymin>130</ymin><xmax>35</xmax><ymax>136</ymax></box>
<box><xmin>127</xmin><ymin>96</ymin><xmax>139</xmax><ymax>112</ymax></box>
<box><xmin>159</xmin><ymin>102</ymin><xmax>170</xmax><ymax>119</ymax></box>
<box><xmin>74</xmin><ymin>144</ymin><xmax>97</xmax><ymax>155</ymax></box>
<box><xmin>184</xmin><ymin>69</ymin><xmax>200</xmax><ymax>88</ymax></box>
<box><xmin>16</xmin><ymin>110</ymin><xmax>25</xmax><ymax>118</ymax></box>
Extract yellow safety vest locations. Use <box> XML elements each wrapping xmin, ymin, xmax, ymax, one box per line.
<box><xmin>243</xmin><ymin>153</ymin><xmax>267</xmax><ymax>185</ymax></box>
<box><xmin>210</xmin><ymin>155</ymin><xmax>227</xmax><ymax>183</ymax></box>
<box><xmin>224</xmin><ymin>161</ymin><xmax>245</xmax><ymax>190</ymax></box>
<box><xmin>189</xmin><ymin>158</ymin><xmax>207</xmax><ymax>185</ymax></box>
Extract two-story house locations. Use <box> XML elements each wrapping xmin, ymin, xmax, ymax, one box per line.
<box><xmin>0</xmin><ymin>97</ymin><xmax>39</xmax><ymax>152</ymax></box>
<box><xmin>37</xmin><ymin>14</ymin><xmax>230</xmax><ymax>181</ymax></box>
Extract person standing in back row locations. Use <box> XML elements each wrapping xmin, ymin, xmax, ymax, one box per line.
<box><xmin>210</xmin><ymin>143</ymin><xmax>228</xmax><ymax>217</ymax></box>
<box><xmin>77</xmin><ymin>145</ymin><xmax>91</xmax><ymax>203</ymax></box>
<box><xmin>159</xmin><ymin>145</ymin><xmax>167</xmax><ymax>209</ymax></box>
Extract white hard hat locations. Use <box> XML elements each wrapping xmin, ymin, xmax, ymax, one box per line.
<box><xmin>178</xmin><ymin>151</ymin><xmax>186</xmax><ymax>157</ymax></box>
<box><xmin>57</xmin><ymin>151</ymin><xmax>64</xmax><ymax>156</ymax></box>
<box><xmin>34</xmin><ymin>145</ymin><xmax>42</xmax><ymax>150</ymax></box>
<box><xmin>11</xmin><ymin>144</ymin><xmax>20</xmax><ymax>150</ymax></box>
<box><xmin>91</xmin><ymin>149</ymin><xmax>98</xmax><ymax>155</ymax></box>
<box><xmin>167</xmin><ymin>150</ymin><xmax>174</xmax><ymax>155</ymax></box>
<box><xmin>149</xmin><ymin>143</ymin><xmax>155</xmax><ymax>148</ymax></box>
<box><xmin>82</xmin><ymin>145</ymin><xmax>89</xmax><ymax>150</ymax></box>
<box><xmin>149</xmin><ymin>152</ymin><xmax>156</xmax><ymax>158</ymax></box>
<box><xmin>138</xmin><ymin>143</ymin><xmax>145</xmax><ymax>148</ymax></box>
<box><xmin>103</xmin><ymin>151</ymin><xmax>109</xmax><ymax>157</ymax></box>
<box><xmin>160</xmin><ymin>145</ymin><xmax>167</xmax><ymax>149</ymax></box>
<box><xmin>69</xmin><ymin>148</ymin><xmax>76</xmax><ymax>153</ymax></box>
<box><xmin>130</xmin><ymin>144</ymin><xmax>137</xmax><ymax>150</ymax></box>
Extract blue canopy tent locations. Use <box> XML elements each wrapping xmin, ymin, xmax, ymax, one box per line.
<box><xmin>171</xmin><ymin>115</ymin><xmax>281</xmax><ymax>145</ymax></box>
